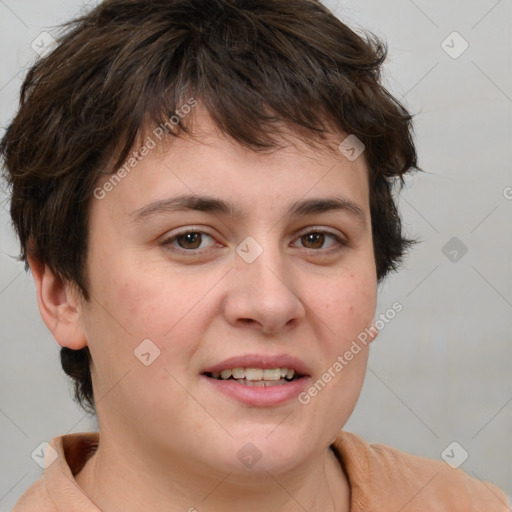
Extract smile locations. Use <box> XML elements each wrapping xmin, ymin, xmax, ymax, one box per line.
<box><xmin>205</xmin><ymin>367</ymin><xmax>301</xmax><ymax>386</ymax></box>
<box><xmin>201</xmin><ymin>357</ymin><xmax>310</xmax><ymax>406</ymax></box>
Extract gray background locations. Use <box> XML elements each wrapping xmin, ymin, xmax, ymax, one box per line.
<box><xmin>1</xmin><ymin>0</ymin><xmax>511</xmax><ymax>508</ymax></box>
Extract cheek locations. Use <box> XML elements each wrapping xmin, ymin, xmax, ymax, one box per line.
<box><xmin>312</xmin><ymin>269</ymin><xmax>377</xmax><ymax>344</ymax></box>
<box><xmin>308</xmin><ymin>272</ymin><xmax>374</xmax><ymax>427</ymax></box>
<box><xmin>85</xmin><ymin>254</ymin><xmax>227</xmax><ymax>369</ymax></box>
<box><xmin>119</xmin><ymin>274</ymin><xmax>224</xmax><ymax>340</ymax></box>
<box><xmin>82</xmin><ymin>263</ymin><xmax>212</xmax><ymax>411</ymax></box>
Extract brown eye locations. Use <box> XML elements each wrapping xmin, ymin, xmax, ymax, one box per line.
<box><xmin>162</xmin><ymin>230</ymin><xmax>217</xmax><ymax>253</ymax></box>
<box><xmin>175</xmin><ymin>232</ymin><xmax>203</xmax><ymax>249</ymax></box>
<box><xmin>300</xmin><ymin>232</ymin><xmax>325</xmax><ymax>249</ymax></box>
<box><xmin>293</xmin><ymin>230</ymin><xmax>346</xmax><ymax>252</ymax></box>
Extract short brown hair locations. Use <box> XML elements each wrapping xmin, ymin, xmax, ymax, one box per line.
<box><xmin>1</xmin><ymin>0</ymin><xmax>419</xmax><ymax>414</ymax></box>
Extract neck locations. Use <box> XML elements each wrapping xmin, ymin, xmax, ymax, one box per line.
<box><xmin>75</xmin><ymin>430</ymin><xmax>350</xmax><ymax>512</ymax></box>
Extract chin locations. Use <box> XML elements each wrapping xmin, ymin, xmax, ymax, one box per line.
<box><xmin>213</xmin><ymin>425</ymin><xmax>320</xmax><ymax>476</ymax></box>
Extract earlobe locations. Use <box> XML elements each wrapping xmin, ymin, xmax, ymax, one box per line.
<box><xmin>27</xmin><ymin>253</ymin><xmax>88</xmax><ymax>350</ymax></box>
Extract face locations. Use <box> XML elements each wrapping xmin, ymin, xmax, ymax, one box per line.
<box><xmin>79</xmin><ymin>105</ymin><xmax>377</xmax><ymax>476</ymax></box>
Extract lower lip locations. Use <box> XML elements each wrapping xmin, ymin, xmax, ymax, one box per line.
<box><xmin>202</xmin><ymin>375</ymin><xmax>310</xmax><ymax>407</ymax></box>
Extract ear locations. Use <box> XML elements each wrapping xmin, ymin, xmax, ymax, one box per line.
<box><xmin>27</xmin><ymin>253</ymin><xmax>88</xmax><ymax>350</ymax></box>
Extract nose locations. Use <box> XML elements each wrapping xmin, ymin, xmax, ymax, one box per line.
<box><xmin>222</xmin><ymin>239</ymin><xmax>306</xmax><ymax>334</ymax></box>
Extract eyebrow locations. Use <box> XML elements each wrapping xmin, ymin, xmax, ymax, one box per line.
<box><xmin>130</xmin><ymin>194</ymin><xmax>367</xmax><ymax>229</ymax></box>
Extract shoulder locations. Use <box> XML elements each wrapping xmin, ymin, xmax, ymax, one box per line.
<box><xmin>331</xmin><ymin>430</ymin><xmax>509</xmax><ymax>511</ymax></box>
<box><xmin>11</xmin><ymin>475</ymin><xmax>57</xmax><ymax>512</ymax></box>
<box><xmin>10</xmin><ymin>432</ymin><xmax>100</xmax><ymax>512</ymax></box>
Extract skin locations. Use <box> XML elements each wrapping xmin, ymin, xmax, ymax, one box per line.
<box><xmin>29</xmin><ymin>104</ymin><xmax>378</xmax><ymax>512</ymax></box>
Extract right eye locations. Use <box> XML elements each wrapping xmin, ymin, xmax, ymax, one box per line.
<box><xmin>161</xmin><ymin>230</ymin><xmax>219</xmax><ymax>253</ymax></box>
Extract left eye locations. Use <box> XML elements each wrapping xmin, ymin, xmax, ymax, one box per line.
<box><xmin>293</xmin><ymin>231</ymin><xmax>344</xmax><ymax>250</ymax></box>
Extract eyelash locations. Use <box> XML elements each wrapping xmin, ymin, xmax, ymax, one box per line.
<box><xmin>160</xmin><ymin>228</ymin><xmax>348</xmax><ymax>256</ymax></box>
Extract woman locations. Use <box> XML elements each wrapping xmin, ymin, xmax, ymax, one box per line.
<box><xmin>2</xmin><ymin>0</ymin><xmax>508</xmax><ymax>510</ymax></box>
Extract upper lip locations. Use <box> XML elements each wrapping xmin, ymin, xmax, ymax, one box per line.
<box><xmin>202</xmin><ymin>354</ymin><xmax>310</xmax><ymax>377</ymax></box>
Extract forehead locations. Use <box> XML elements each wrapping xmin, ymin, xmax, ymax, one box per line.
<box><xmin>92</xmin><ymin>106</ymin><xmax>370</xmax><ymax>224</ymax></box>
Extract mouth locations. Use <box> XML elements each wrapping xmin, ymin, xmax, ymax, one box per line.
<box><xmin>203</xmin><ymin>367</ymin><xmax>305</xmax><ymax>387</ymax></box>
<box><xmin>201</xmin><ymin>354</ymin><xmax>311</xmax><ymax>406</ymax></box>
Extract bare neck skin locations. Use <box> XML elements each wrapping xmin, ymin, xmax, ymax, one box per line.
<box><xmin>74</xmin><ymin>431</ymin><xmax>350</xmax><ymax>512</ymax></box>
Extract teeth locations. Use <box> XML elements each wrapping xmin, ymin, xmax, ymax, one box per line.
<box><xmin>263</xmin><ymin>368</ymin><xmax>282</xmax><ymax>381</ymax></box>
<box><xmin>220</xmin><ymin>369</ymin><xmax>232</xmax><ymax>380</ymax></box>
<box><xmin>212</xmin><ymin>367</ymin><xmax>298</xmax><ymax>381</ymax></box>
<box><xmin>235</xmin><ymin>378</ymin><xmax>288</xmax><ymax>387</ymax></box>
<box><xmin>232</xmin><ymin>367</ymin><xmax>244</xmax><ymax>379</ymax></box>
<box><xmin>245</xmin><ymin>368</ymin><xmax>264</xmax><ymax>381</ymax></box>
